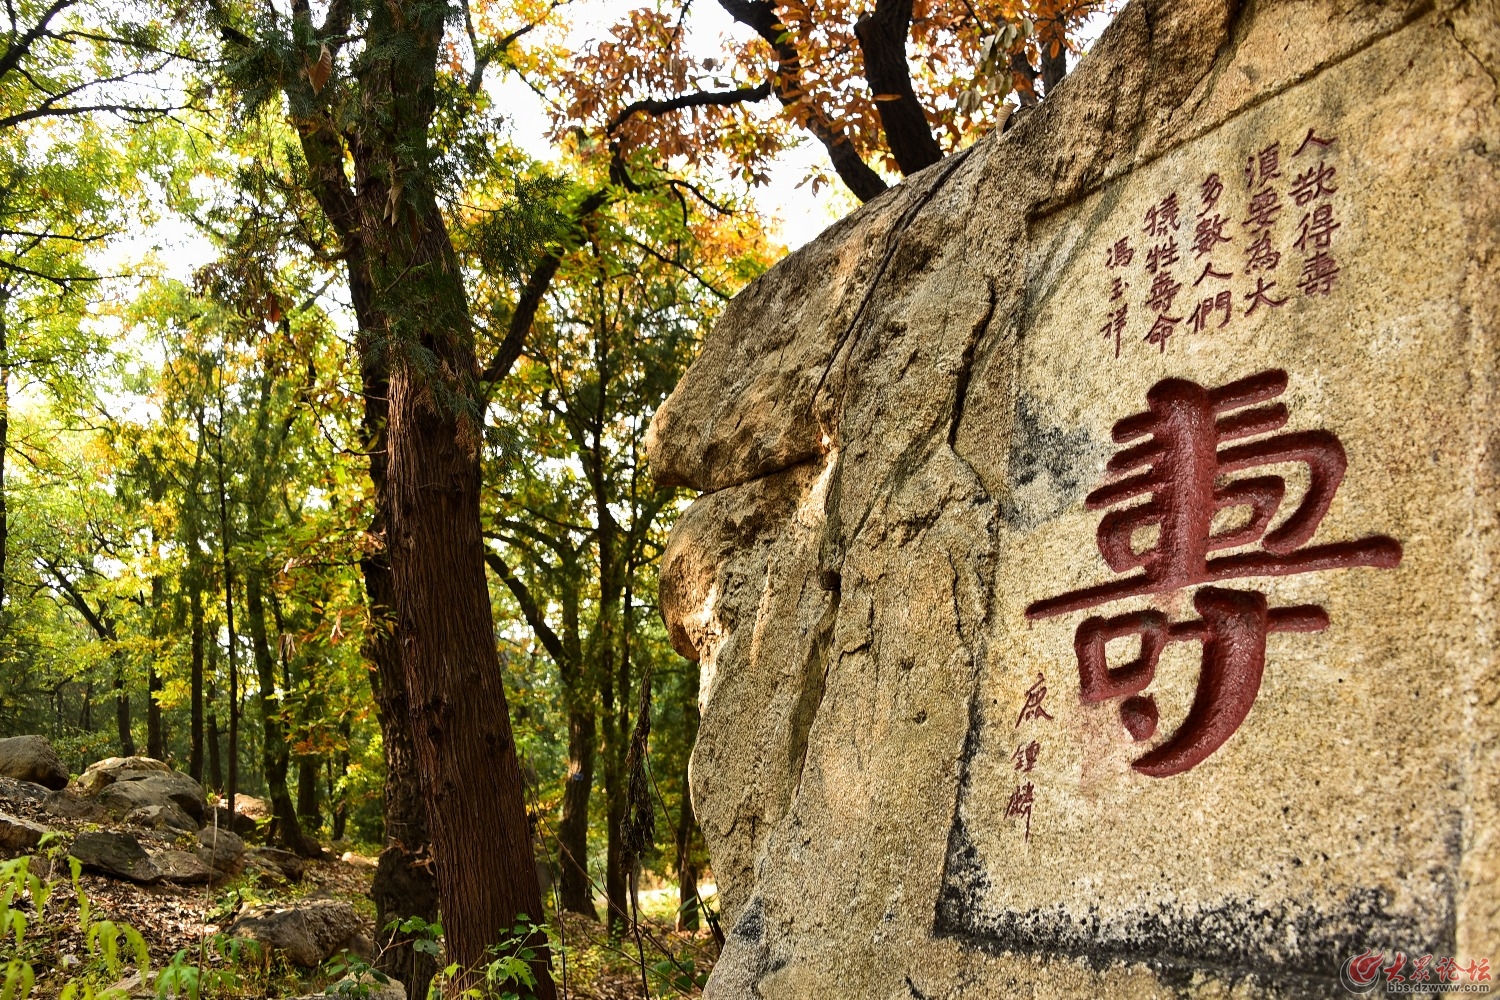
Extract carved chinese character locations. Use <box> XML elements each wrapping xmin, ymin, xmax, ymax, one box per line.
<box><xmin>1243</xmin><ymin>188</ymin><xmax>1283</xmax><ymax>230</ymax></box>
<box><xmin>1200</xmin><ymin>172</ymin><xmax>1224</xmax><ymax>214</ymax></box>
<box><xmin>1110</xmin><ymin>276</ymin><xmax>1128</xmax><ymax>301</ymax></box>
<box><xmin>1298</xmin><ymin>252</ymin><xmax>1339</xmax><ymax>296</ymax></box>
<box><xmin>1193</xmin><ymin>214</ymin><xmax>1231</xmax><ymax>257</ymax></box>
<box><xmin>1244</xmin><ymin>276</ymin><xmax>1288</xmax><ymax>314</ymax></box>
<box><xmin>1295</xmin><ymin>203</ymin><xmax>1340</xmax><ymax>253</ymax></box>
<box><xmin>1146</xmin><ymin>238</ymin><xmax>1180</xmax><ymax>273</ymax></box>
<box><xmin>1106</xmin><ymin>238</ymin><xmax>1135</xmax><ymax>268</ymax></box>
<box><xmin>1144</xmin><ymin>313</ymin><xmax>1179</xmax><ymax>353</ymax></box>
<box><xmin>1146</xmin><ymin>270</ymin><xmax>1183</xmax><ymax>314</ymax></box>
<box><xmin>1194</xmin><ymin>263</ymin><xmax>1232</xmax><ymax>286</ymax></box>
<box><xmin>1012</xmin><ymin>740</ymin><xmax>1040</xmax><ymax>773</ymax></box>
<box><xmin>1189</xmin><ymin>291</ymin><xmax>1232</xmax><ymax>332</ymax></box>
<box><xmin>1005</xmin><ymin>782</ymin><xmax>1035</xmax><ymax>841</ymax></box>
<box><xmin>1101</xmin><ymin>305</ymin><xmax>1128</xmax><ymax>359</ymax></box>
<box><xmin>1293</xmin><ymin>128</ymin><xmax>1336</xmax><ymax>157</ymax></box>
<box><xmin>1245</xmin><ymin>142</ymin><xmax>1282</xmax><ymax>188</ymax></box>
<box><xmin>1244</xmin><ymin>230</ymin><xmax>1281</xmax><ymax>273</ymax></box>
<box><xmin>1143</xmin><ymin>193</ymin><xmax>1181</xmax><ymax>237</ymax></box>
<box><xmin>1026</xmin><ymin>370</ymin><xmax>1402</xmax><ymax>776</ymax></box>
<box><xmin>1289</xmin><ymin>161</ymin><xmax>1337</xmax><ymax>205</ymax></box>
<box><xmin>1016</xmin><ymin>673</ymin><xmax>1053</xmax><ymax>727</ymax></box>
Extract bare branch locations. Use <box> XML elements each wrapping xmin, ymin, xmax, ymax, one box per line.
<box><xmin>606</xmin><ymin>80</ymin><xmax>771</xmax><ymax>135</ymax></box>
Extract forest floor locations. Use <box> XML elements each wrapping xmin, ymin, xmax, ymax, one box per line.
<box><xmin>18</xmin><ymin>841</ymin><xmax>716</xmax><ymax>999</ymax></box>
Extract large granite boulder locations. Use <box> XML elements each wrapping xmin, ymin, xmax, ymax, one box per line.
<box><xmin>0</xmin><ymin>736</ymin><xmax>68</xmax><ymax>790</ymax></box>
<box><xmin>649</xmin><ymin>1</ymin><xmax>1500</xmax><ymax>997</ymax></box>
<box><xmin>228</xmin><ymin>899</ymin><xmax>367</xmax><ymax>967</ymax></box>
<box><xmin>76</xmin><ymin>756</ymin><xmax>205</xmax><ymax>826</ymax></box>
<box><xmin>70</xmin><ymin>832</ymin><xmax>160</xmax><ymax>884</ymax></box>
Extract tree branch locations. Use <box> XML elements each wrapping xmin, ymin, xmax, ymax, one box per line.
<box><xmin>607</xmin><ymin>80</ymin><xmax>771</xmax><ymax>134</ymax></box>
<box><xmin>716</xmin><ymin>0</ymin><xmax>887</xmax><ymax>202</ymax></box>
<box><xmin>484</xmin><ymin>550</ymin><xmax>572</xmax><ymax>672</ymax></box>
<box><xmin>479</xmin><ymin>187</ymin><xmax>612</xmax><ymax>385</ymax></box>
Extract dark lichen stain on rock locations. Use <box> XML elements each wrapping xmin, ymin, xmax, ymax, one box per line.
<box><xmin>998</xmin><ymin>394</ymin><xmax>1108</xmax><ymax>530</ymax></box>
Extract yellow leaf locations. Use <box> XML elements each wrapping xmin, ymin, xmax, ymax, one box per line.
<box><xmin>305</xmin><ymin>44</ymin><xmax>332</xmax><ymax>95</ymax></box>
<box><xmin>873</xmin><ymin>93</ymin><xmax>903</xmax><ymax>102</ymax></box>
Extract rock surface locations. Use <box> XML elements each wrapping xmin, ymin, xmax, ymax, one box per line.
<box><xmin>0</xmin><ymin>736</ymin><xmax>68</xmax><ymax>790</ymax></box>
<box><xmin>77</xmin><ymin>757</ymin><xmax>205</xmax><ymax>826</ymax></box>
<box><xmin>70</xmin><ymin>832</ymin><xmax>161</xmax><ymax>884</ymax></box>
<box><xmin>195</xmin><ymin>826</ymin><xmax>245</xmax><ymax>875</ymax></box>
<box><xmin>0</xmin><ymin>812</ymin><xmax>47</xmax><ymax>853</ymax></box>
<box><xmin>650</xmin><ymin>1</ymin><xmax>1500</xmax><ymax>997</ymax></box>
<box><xmin>228</xmin><ymin>898</ymin><xmax>367</xmax><ymax>967</ymax></box>
<box><xmin>149</xmin><ymin>849</ymin><xmax>214</xmax><ymax>885</ymax></box>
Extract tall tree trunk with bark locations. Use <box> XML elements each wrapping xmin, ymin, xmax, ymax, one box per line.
<box><xmin>189</xmin><ymin>577</ymin><xmax>205</xmax><ymax>784</ymax></box>
<box><xmin>114</xmin><ymin>666</ymin><xmax>134</xmax><ymax>757</ymax></box>
<box><xmin>147</xmin><ymin>576</ymin><xmax>165</xmax><ymax>760</ymax></box>
<box><xmin>0</xmin><ymin>301</ymin><xmax>9</xmax><ymax>617</ymax></box>
<box><xmin>247</xmin><ymin>571</ymin><xmax>317</xmax><ymax>856</ymax></box>
<box><xmin>487</xmin><ymin>554</ymin><xmax>596</xmax><ymax>919</ymax></box>
<box><xmin>350</xmin><ymin>4</ymin><xmax>552</xmax><ymax>991</ymax></box>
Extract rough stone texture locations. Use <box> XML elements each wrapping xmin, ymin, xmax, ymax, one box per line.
<box><xmin>150</xmin><ymin>849</ymin><xmax>215</xmax><ymax>885</ymax></box>
<box><xmin>0</xmin><ymin>776</ymin><xmax>50</xmax><ymax>812</ymax></box>
<box><xmin>650</xmin><ymin>1</ymin><xmax>1500</xmax><ymax>997</ymax></box>
<box><xmin>0</xmin><ymin>812</ymin><xmax>47</xmax><ymax>853</ymax></box>
<box><xmin>196</xmin><ymin>826</ymin><xmax>246</xmax><ymax>875</ymax></box>
<box><xmin>77</xmin><ymin>757</ymin><xmax>205</xmax><ymax>826</ymax></box>
<box><xmin>74</xmin><ymin>756</ymin><xmax>169</xmax><ymax>795</ymax></box>
<box><xmin>70</xmin><ymin>832</ymin><xmax>161</xmax><ymax>884</ymax></box>
<box><xmin>0</xmin><ymin>736</ymin><xmax>68</xmax><ymax>790</ymax></box>
<box><xmin>125</xmin><ymin>802</ymin><xmax>198</xmax><ymax>835</ymax></box>
<box><xmin>228</xmin><ymin>898</ymin><xmax>367</xmax><ymax>967</ymax></box>
<box><xmin>247</xmin><ymin>846</ymin><xmax>306</xmax><ymax>882</ymax></box>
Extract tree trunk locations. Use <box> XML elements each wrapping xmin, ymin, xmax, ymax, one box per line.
<box><xmin>189</xmin><ymin>579</ymin><xmax>205</xmax><ymax>784</ymax></box>
<box><xmin>297</xmin><ymin>756</ymin><xmax>319</xmax><ymax>830</ymax></box>
<box><xmin>365</xmin><ymin>531</ymin><xmax>439</xmax><ymax>999</ymax></box>
<box><xmin>854</xmin><ymin>0</ymin><xmax>943</xmax><ymax>176</ymax></box>
<box><xmin>557</xmin><ymin>698</ymin><xmax>597</xmax><ymax>917</ymax></box>
<box><xmin>353</xmin><ymin>4</ymin><xmax>553</xmax><ymax>992</ymax></box>
<box><xmin>247</xmin><ymin>571</ymin><xmax>317</xmax><ymax>856</ymax></box>
<box><xmin>146</xmin><ymin>576</ymin><xmax>165</xmax><ymax>761</ymax></box>
<box><xmin>387</xmin><ymin>360</ymin><xmax>552</xmax><ymax>991</ymax></box>
<box><xmin>114</xmin><ymin>666</ymin><xmax>135</xmax><ymax>757</ymax></box>
<box><xmin>675</xmin><ymin>701</ymin><xmax>702</xmax><ymax>932</ymax></box>
<box><xmin>0</xmin><ymin>303</ymin><xmax>9</xmax><ymax>617</ymax></box>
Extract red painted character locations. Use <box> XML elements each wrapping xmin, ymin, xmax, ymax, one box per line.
<box><xmin>1026</xmin><ymin>370</ymin><xmax>1401</xmax><ymax>776</ymax></box>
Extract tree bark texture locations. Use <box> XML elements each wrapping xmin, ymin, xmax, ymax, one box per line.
<box><xmin>247</xmin><ymin>571</ymin><xmax>317</xmax><ymax>856</ymax></box>
<box><xmin>189</xmin><ymin>576</ymin><xmax>205</xmax><ymax>784</ymax></box>
<box><xmin>114</xmin><ymin>668</ymin><xmax>134</xmax><ymax>757</ymax></box>
<box><xmin>854</xmin><ymin>0</ymin><xmax>943</xmax><ymax>176</ymax></box>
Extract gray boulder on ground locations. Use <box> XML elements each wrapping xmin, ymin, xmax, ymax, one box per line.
<box><xmin>76</xmin><ymin>756</ymin><xmax>205</xmax><ymax>825</ymax></box>
<box><xmin>195</xmin><ymin>826</ymin><xmax>245</xmax><ymax>875</ymax></box>
<box><xmin>70</xmin><ymin>831</ymin><xmax>160</xmax><ymax>884</ymax></box>
<box><xmin>0</xmin><ymin>812</ymin><xmax>47</xmax><ymax>853</ymax></box>
<box><xmin>228</xmin><ymin>898</ymin><xmax>367</xmax><ymax>967</ymax></box>
<box><xmin>0</xmin><ymin>736</ymin><xmax>68</xmax><ymax>790</ymax></box>
<box><xmin>247</xmin><ymin>846</ymin><xmax>305</xmax><ymax>882</ymax></box>
<box><xmin>206</xmin><ymin>804</ymin><xmax>258</xmax><ymax>838</ymax></box>
<box><xmin>0</xmin><ymin>776</ymin><xmax>49</xmax><ymax>811</ymax></box>
<box><xmin>124</xmin><ymin>802</ymin><xmax>197</xmax><ymax>835</ymax></box>
<box><xmin>149</xmin><ymin>849</ymin><xmax>215</xmax><ymax>885</ymax></box>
